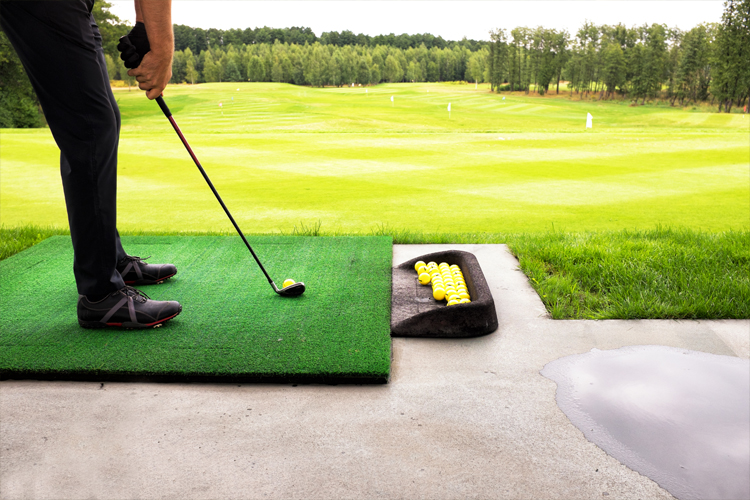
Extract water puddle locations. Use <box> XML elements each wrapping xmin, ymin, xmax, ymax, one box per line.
<box><xmin>542</xmin><ymin>345</ymin><xmax>749</xmax><ymax>500</ymax></box>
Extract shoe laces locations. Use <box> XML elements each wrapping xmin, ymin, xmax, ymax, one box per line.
<box><xmin>119</xmin><ymin>255</ymin><xmax>151</xmax><ymax>266</ymax></box>
<box><xmin>120</xmin><ymin>285</ymin><xmax>150</xmax><ymax>303</ymax></box>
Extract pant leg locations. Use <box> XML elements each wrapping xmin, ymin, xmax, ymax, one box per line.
<box><xmin>1</xmin><ymin>0</ymin><xmax>125</xmax><ymax>298</ymax></box>
<box><xmin>85</xmin><ymin>43</ymin><xmax>128</xmax><ymax>263</ymax></box>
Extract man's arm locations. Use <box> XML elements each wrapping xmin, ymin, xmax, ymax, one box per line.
<box><xmin>127</xmin><ymin>0</ymin><xmax>173</xmax><ymax>99</ymax></box>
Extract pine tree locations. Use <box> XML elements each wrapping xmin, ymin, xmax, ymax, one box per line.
<box><xmin>710</xmin><ymin>0</ymin><xmax>749</xmax><ymax>111</ymax></box>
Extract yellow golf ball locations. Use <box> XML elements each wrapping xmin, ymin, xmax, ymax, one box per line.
<box><xmin>414</xmin><ymin>261</ymin><xmax>426</xmax><ymax>272</ymax></box>
<box><xmin>433</xmin><ymin>288</ymin><xmax>446</xmax><ymax>301</ymax></box>
<box><xmin>458</xmin><ymin>291</ymin><xmax>470</xmax><ymax>299</ymax></box>
<box><xmin>459</xmin><ymin>298</ymin><xmax>471</xmax><ymax>304</ymax></box>
<box><xmin>447</xmin><ymin>299</ymin><xmax>460</xmax><ymax>306</ymax></box>
<box><xmin>282</xmin><ymin>279</ymin><xmax>296</xmax><ymax>288</ymax></box>
<box><xmin>416</xmin><ymin>265</ymin><xmax>428</xmax><ymax>275</ymax></box>
<box><xmin>418</xmin><ymin>272</ymin><xmax>431</xmax><ymax>285</ymax></box>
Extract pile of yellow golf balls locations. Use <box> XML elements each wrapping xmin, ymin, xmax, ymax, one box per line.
<box><xmin>414</xmin><ymin>260</ymin><xmax>471</xmax><ymax>306</ymax></box>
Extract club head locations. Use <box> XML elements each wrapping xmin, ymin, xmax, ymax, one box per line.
<box><xmin>276</xmin><ymin>281</ymin><xmax>306</xmax><ymax>297</ymax></box>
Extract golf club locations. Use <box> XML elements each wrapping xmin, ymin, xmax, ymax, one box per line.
<box><xmin>155</xmin><ymin>96</ymin><xmax>305</xmax><ymax>298</ymax></box>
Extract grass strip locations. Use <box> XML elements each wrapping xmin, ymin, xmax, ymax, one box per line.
<box><xmin>0</xmin><ymin>235</ymin><xmax>393</xmax><ymax>383</ymax></box>
<box><xmin>2</xmin><ymin>225</ymin><xmax>748</xmax><ymax>320</ymax></box>
<box><xmin>506</xmin><ymin>228</ymin><xmax>750</xmax><ymax>319</ymax></box>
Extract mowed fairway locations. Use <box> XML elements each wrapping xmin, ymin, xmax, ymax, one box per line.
<box><xmin>1</xmin><ymin>82</ymin><xmax>748</xmax><ymax>233</ymax></box>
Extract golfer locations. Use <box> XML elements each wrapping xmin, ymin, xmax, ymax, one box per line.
<box><xmin>0</xmin><ymin>0</ymin><xmax>182</xmax><ymax>328</ymax></box>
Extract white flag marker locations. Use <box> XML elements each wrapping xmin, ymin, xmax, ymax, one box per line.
<box><xmin>447</xmin><ymin>103</ymin><xmax>451</xmax><ymax>112</ymax></box>
<box><xmin>586</xmin><ymin>112</ymin><xmax>593</xmax><ymax>129</ymax></box>
<box><xmin>502</xmin><ymin>96</ymin><xmax>506</xmax><ymax>101</ymax></box>
<box><xmin>391</xmin><ymin>95</ymin><xmax>394</xmax><ymax>102</ymax></box>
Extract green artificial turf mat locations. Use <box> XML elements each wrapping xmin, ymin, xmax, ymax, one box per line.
<box><xmin>0</xmin><ymin>235</ymin><xmax>392</xmax><ymax>383</ymax></box>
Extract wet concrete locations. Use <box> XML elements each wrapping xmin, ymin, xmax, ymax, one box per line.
<box><xmin>542</xmin><ymin>345</ymin><xmax>750</xmax><ymax>500</ymax></box>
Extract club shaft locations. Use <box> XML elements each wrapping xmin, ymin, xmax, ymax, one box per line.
<box><xmin>158</xmin><ymin>98</ymin><xmax>276</xmax><ymax>288</ymax></box>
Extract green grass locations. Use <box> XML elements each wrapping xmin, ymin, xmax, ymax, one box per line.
<box><xmin>1</xmin><ymin>82</ymin><xmax>747</xmax><ymax>320</ymax></box>
<box><xmin>507</xmin><ymin>228</ymin><xmax>750</xmax><ymax>319</ymax></box>
<box><xmin>2</xmin><ymin>225</ymin><xmax>747</xmax><ymax>320</ymax></box>
<box><xmin>1</xmin><ymin>82</ymin><xmax>747</xmax><ymax>233</ymax></box>
<box><xmin>0</xmin><ymin>235</ymin><xmax>393</xmax><ymax>382</ymax></box>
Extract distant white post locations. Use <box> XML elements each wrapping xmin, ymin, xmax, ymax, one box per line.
<box><xmin>391</xmin><ymin>95</ymin><xmax>394</xmax><ymax>107</ymax></box>
<box><xmin>448</xmin><ymin>102</ymin><xmax>451</xmax><ymax>118</ymax></box>
<box><xmin>586</xmin><ymin>112</ymin><xmax>593</xmax><ymax>129</ymax></box>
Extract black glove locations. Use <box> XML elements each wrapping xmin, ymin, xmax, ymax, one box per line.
<box><xmin>117</xmin><ymin>22</ymin><xmax>150</xmax><ymax>69</ymax></box>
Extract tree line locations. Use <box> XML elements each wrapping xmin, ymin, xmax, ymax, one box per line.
<box><xmin>487</xmin><ymin>0</ymin><xmax>749</xmax><ymax>111</ymax></box>
<box><xmin>173</xmin><ymin>24</ymin><xmax>487</xmax><ymax>54</ymax></box>
<box><xmin>116</xmin><ymin>41</ymin><xmax>489</xmax><ymax>88</ymax></box>
<box><xmin>3</xmin><ymin>0</ymin><xmax>748</xmax><ymax>128</ymax></box>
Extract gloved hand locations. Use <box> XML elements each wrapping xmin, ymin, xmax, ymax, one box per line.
<box><xmin>117</xmin><ymin>22</ymin><xmax>151</xmax><ymax>69</ymax></box>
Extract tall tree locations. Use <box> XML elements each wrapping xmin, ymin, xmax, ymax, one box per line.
<box><xmin>552</xmin><ymin>31</ymin><xmax>569</xmax><ymax>94</ymax></box>
<box><xmin>601</xmin><ymin>42</ymin><xmax>627</xmax><ymax>98</ymax></box>
<box><xmin>247</xmin><ymin>55</ymin><xmax>266</xmax><ymax>82</ymax></box>
<box><xmin>711</xmin><ymin>0</ymin><xmax>750</xmax><ymax>111</ymax></box>
<box><xmin>202</xmin><ymin>51</ymin><xmax>220</xmax><ymax>82</ymax></box>
<box><xmin>0</xmin><ymin>31</ymin><xmax>44</xmax><ymax>127</ymax></box>
<box><xmin>92</xmin><ymin>0</ymin><xmax>130</xmax><ymax>62</ymax></box>
<box><xmin>384</xmin><ymin>54</ymin><xmax>403</xmax><ymax>82</ymax></box>
<box><xmin>488</xmin><ymin>29</ymin><xmax>508</xmax><ymax>91</ymax></box>
<box><xmin>184</xmin><ymin>48</ymin><xmax>198</xmax><ymax>84</ymax></box>
<box><xmin>642</xmin><ymin>23</ymin><xmax>669</xmax><ymax>102</ymax></box>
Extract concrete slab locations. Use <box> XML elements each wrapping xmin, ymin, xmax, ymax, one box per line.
<box><xmin>1</xmin><ymin>244</ymin><xmax>747</xmax><ymax>499</ymax></box>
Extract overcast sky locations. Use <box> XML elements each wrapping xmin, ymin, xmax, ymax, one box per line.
<box><xmin>110</xmin><ymin>1</ymin><xmax>725</xmax><ymax>42</ymax></box>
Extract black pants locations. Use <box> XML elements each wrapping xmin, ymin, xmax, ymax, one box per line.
<box><xmin>1</xmin><ymin>0</ymin><xmax>128</xmax><ymax>298</ymax></box>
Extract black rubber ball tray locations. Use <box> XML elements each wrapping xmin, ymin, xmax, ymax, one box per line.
<box><xmin>391</xmin><ymin>250</ymin><xmax>499</xmax><ymax>338</ymax></box>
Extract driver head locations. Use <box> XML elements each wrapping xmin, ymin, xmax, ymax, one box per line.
<box><xmin>277</xmin><ymin>281</ymin><xmax>305</xmax><ymax>297</ymax></box>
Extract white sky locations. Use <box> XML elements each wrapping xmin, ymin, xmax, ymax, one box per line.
<box><xmin>110</xmin><ymin>1</ymin><xmax>724</xmax><ymax>42</ymax></box>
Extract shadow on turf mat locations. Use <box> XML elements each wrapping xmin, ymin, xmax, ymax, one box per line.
<box><xmin>391</xmin><ymin>250</ymin><xmax>498</xmax><ymax>338</ymax></box>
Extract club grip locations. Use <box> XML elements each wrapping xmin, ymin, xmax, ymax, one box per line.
<box><xmin>156</xmin><ymin>96</ymin><xmax>171</xmax><ymax>117</ymax></box>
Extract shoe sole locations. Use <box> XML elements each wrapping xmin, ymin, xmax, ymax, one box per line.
<box><xmin>79</xmin><ymin>308</ymin><xmax>182</xmax><ymax>330</ymax></box>
<box><xmin>123</xmin><ymin>272</ymin><xmax>177</xmax><ymax>286</ymax></box>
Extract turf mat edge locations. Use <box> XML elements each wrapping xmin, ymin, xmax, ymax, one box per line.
<box><xmin>0</xmin><ymin>236</ymin><xmax>393</xmax><ymax>383</ymax></box>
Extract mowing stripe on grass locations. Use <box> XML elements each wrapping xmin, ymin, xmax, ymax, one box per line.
<box><xmin>0</xmin><ymin>235</ymin><xmax>393</xmax><ymax>383</ymax></box>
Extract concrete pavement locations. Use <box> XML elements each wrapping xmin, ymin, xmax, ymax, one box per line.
<box><xmin>1</xmin><ymin>244</ymin><xmax>747</xmax><ymax>499</ymax></box>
